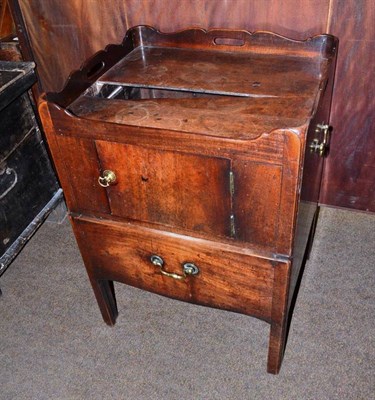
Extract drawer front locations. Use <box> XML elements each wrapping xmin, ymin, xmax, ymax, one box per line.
<box><xmin>73</xmin><ymin>216</ymin><xmax>275</xmax><ymax>321</ymax></box>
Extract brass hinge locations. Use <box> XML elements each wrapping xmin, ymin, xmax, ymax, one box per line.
<box><xmin>309</xmin><ymin>123</ymin><xmax>331</xmax><ymax>157</ymax></box>
<box><xmin>230</xmin><ymin>214</ymin><xmax>236</xmax><ymax>237</ymax></box>
<box><xmin>229</xmin><ymin>170</ymin><xmax>236</xmax><ymax>237</ymax></box>
<box><xmin>229</xmin><ymin>170</ymin><xmax>235</xmax><ymax>196</ymax></box>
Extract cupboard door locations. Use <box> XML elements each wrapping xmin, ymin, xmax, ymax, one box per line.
<box><xmin>95</xmin><ymin>140</ymin><xmax>232</xmax><ymax>238</ymax></box>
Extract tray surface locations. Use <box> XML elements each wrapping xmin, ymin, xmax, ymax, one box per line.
<box><xmin>70</xmin><ymin>95</ymin><xmax>315</xmax><ymax>139</ymax></box>
<box><xmin>58</xmin><ymin>27</ymin><xmax>336</xmax><ymax>138</ymax></box>
<box><xmin>98</xmin><ymin>46</ymin><xmax>322</xmax><ymax>98</ymax></box>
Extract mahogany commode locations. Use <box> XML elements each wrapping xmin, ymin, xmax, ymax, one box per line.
<box><xmin>38</xmin><ymin>26</ymin><xmax>338</xmax><ymax>373</ymax></box>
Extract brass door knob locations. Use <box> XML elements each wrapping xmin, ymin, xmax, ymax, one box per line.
<box><xmin>98</xmin><ymin>170</ymin><xmax>117</xmax><ymax>187</ymax></box>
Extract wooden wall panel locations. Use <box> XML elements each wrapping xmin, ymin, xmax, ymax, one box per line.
<box><xmin>122</xmin><ymin>0</ymin><xmax>329</xmax><ymax>38</ymax></box>
<box><xmin>17</xmin><ymin>1</ymin><xmax>127</xmax><ymax>93</ymax></box>
<box><xmin>0</xmin><ymin>0</ymin><xmax>14</xmax><ymax>38</ymax></box>
<box><xmin>17</xmin><ymin>0</ymin><xmax>330</xmax><ymax>93</ymax></box>
<box><xmin>320</xmin><ymin>0</ymin><xmax>375</xmax><ymax>211</ymax></box>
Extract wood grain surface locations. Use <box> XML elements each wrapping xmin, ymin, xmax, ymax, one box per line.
<box><xmin>98</xmin><ymin>46</ymin><xmax>321</xmax><ymax>97</ymax></box>
<box><xmin>95</xmin><ymin>140</ymin><xmax>232</xmax><ymax>238</ymax></box>
<box><xmin>0</xmin><ymin>0</ymin><xmax>13</xmax><ymax>38</ymax></box>
<box><xmin>320</xmin><ymin>0</ymin><xmax>375</xmax><ymax>211</ymax></box>
<box><xmin>69</xmin><ymin>96</ymin><xmax>314</xmax><ymax>140</ymax></box>
<box><xmin>72</xmin><ymin>215</ymin><xmax>275</xmax><ymax>321</ymax></box>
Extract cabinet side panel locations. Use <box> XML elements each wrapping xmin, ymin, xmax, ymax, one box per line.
<box><xmin>38</xmin><ymin>102</ymin><xmax>110</xmax><ymax>214</ymax></box>
<box><xmin>289</xmin><ymin>43</ymin><xmax>338</xmax><ymax>306</ymax></box>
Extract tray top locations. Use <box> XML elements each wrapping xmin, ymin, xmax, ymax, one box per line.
<box><xmin>54</xmin><ymin>26</ymin><xmax>337</xmax><ymax>138</ymax></box>
<box><xmin>98</xmin><ymin>46</ymin><xmax>322</xmax><ymax>99</ymax></box>
<box><xmin>69</xmin><ymin>94</ymin><xmax>316</xmax><ymax>140</ymax></box>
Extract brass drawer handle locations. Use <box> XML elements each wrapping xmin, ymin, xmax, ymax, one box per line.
<box><xmin>98</xmin><ymin>170</ymin><xmax>117</xmax><ymax>187</ymax></box>
<box><xmin>150</xmin><ymin>255</ymin><xmax>199</xmax><ymax>281</ymax></box>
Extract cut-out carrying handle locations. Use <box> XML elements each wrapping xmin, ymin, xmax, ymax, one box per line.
<box><xmin>211</xmin><ymin>30</ymin><xmax>247</xmax><ymax>47</ymax></box>
<box><xmin>213</xmin><ymin>37</ymin><xmax>245</xmax><ymax>46</ymax></box>
<box><xmin>86</xmin><ymin>60</ymin><xmax>105</xmax><ymax>79</ymax></box>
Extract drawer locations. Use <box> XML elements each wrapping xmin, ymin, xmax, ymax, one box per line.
<box><xmin>72</xmin><ymin>216</ymin><xmax>275</xmax><ymax>321</ymax></box>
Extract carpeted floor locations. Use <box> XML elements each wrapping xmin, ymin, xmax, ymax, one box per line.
<box><xmin>0</xmin><ymin>206</ymin><xmax>374</xmax><ymax>400</ymax></box>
